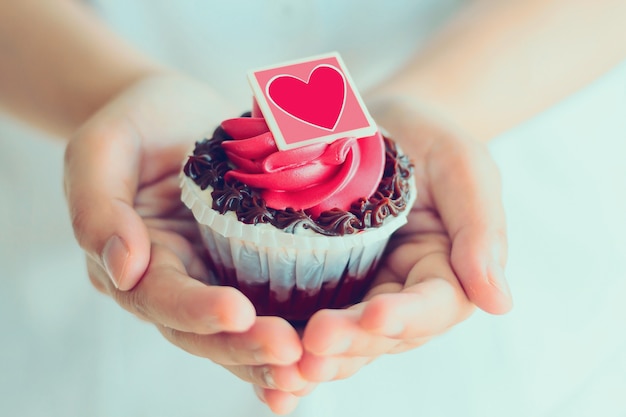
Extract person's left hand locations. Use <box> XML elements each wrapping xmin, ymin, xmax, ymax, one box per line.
<box><xmin>254</xmin><ymin>96</ymin><xmax>513</xmax><ymax>410</ymax></box>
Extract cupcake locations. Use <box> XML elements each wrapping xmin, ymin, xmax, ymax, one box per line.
<box><xmin>180</xmin><ymin>54</ymin><xmax>416</xmax><ymax>322</ymax></box>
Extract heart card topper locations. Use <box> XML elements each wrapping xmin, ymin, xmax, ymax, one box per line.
<box><xmin>248</xmin><ymin>52</ymin><xmax>377</xmax><ymax>150</ymax></box>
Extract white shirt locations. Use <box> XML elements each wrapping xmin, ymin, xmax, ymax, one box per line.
<box><xmin>91</xmin><ymin>0</ymin><xmax>463</xmax><ymax>107</ymax></box>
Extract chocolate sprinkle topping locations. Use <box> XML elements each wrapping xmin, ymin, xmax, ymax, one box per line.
<box><xmin>183</xmin><ymin>118</ymin><xmax>414</xmax><ymax>236</ymax></box>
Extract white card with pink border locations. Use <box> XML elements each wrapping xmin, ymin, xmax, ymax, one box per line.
<box><xmin>248</xmin><ymin>52</ymin><xmax>377</xmax><ymax>150</ymax></box>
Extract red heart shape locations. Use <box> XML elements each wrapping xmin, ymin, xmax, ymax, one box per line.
<box><xmin>267</xmin><ymin>65</ymin><xmax>346</xmax><ymax>131</ymax></box>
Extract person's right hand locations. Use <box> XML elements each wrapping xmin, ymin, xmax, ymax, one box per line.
<box><xmin>63</xmin><ymin>74</ymin><xmax>312</xmax><ymax>412</ymax></box>
<box><xmin>254</xmin><ymin>95</ymin><xmax>513</xmax><ymax>412</ymax></box>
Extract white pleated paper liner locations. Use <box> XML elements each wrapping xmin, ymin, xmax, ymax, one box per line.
<box><xmin>180</xmin><ymin>165</ymin><xmax>416</xmax><ymax>320</ymax></box>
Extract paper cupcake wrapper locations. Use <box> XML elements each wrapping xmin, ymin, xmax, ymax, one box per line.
<box><xmin>180</xmin><ymin>170</ymin><xmax>416</xmax><ymax>320</ymax></box>
<box><xmin>195</xmin><ymin>215</ymin><xmax>391</xmax><ymax>320</ymax></box>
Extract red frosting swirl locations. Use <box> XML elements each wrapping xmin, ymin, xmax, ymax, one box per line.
<box><xmin>221</xmin><ymin>109</ymin><xmax>385</xmax><ymax>218</ymax></box>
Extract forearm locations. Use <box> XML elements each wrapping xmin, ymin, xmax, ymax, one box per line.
<box><xmin>370</xmin><ymin>0</ymin><xmax>626</xmax><ymax>142</ymax></box>
<box><xmin>0</xmin><ymin>0</ymin><xmax>165</xmax><ymax>138</ymax></box>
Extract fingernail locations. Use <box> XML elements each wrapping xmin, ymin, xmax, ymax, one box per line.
<box><xmin>498</xmin><ymin>275</ymin><xmax>512</xmax><ymax>300</ymax></box>
<box><xmin>261</xmin><ymin>368</ymin><xmax>276</xmax><ymax>389</ymax></box>
<box><xmin>488</xmin><ymin>263</ymin><xmax>514</xmax><ymax>314</ymax></box>
<box><xmin>102</xmin><ymin>235</ymin><xmax>129</xmax><ymax>289</ymax></box>
<box><xmin>253</xmin><ymin>385</ymin><xmax>266</xmax><ymax>403</ymax></box>
<box><xmin>490</xmin><ymin>263</ymin><xmax>512</xmax><ymax>299</ymax></box>
<box><xmin>489</xmin><ymin>241</ymin><xmax>512</xmax><ymax>301</ymax></box>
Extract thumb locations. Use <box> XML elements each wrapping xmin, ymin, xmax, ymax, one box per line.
<box><xmin>430</xmin><ymin>139</ymin><xmax>513</xmax><ymax>314</ymax></box>
<box><xmin>64</xmin><ymin>120</ymin><xmax>150</xmax><ymax>291</ymax></box>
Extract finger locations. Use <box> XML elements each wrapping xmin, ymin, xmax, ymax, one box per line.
<box><xmin>225</xmin><ymin>363</ymin><xmax>308</xmax><ymax>392</ymax></box>
<box><xmin>291</xmin><ymin>382</ymin><xmax>319</xmax><ymax>397</ymax></box>
<box><xmin>64</xmin><ymin>120</ymin><xmax>150</xmax><ymax>290</ymax></box>
<box><xmin>359</xmin><ymin>238</ymin><xmax>474</xmax><ymax>339</ymax></box>
<box><xmin>299</xmin><ymin>352</ymin><xmax>373</xmax><ymax>382</ymax></box>
<box><xmin>159</xmin><ymin>316</ymin><xmax>303</xmax><ymax>366</ymax></box>
<box><xmin>302</xmin><ymin>308</ymin><xmax>399</xmax><ymax>360</ymax></box>
<box><xmin>298</xmin><ymin>352</ymin><xmax>339</xmax><ymax>381</ymax></box>
<box><xmin>303</xmin><ymin>237</ymin><xmax>473</xmax><ymax>358</ymax></box>
<box><xmin>429</xmin><ymin>138</ymin><xmax>512</xmax><ymax>314</ymax></box>
<box><xmin>301</xmin><ymin>308</ymin><xmax>363</xmax><ymax>355</ymax></box>
<box><xmin>254</xmin><ymin>386</ymin><xmax>301</xmax><ymax>415</ymax></box>
<box><xmin>359</xmin><ymin>278</ymin><xmax>473</xmax><ymax>340</ymax></box>
<box><xmin>86</xmin><ymin>257</ymin><xmax>108</xmax><ymax>295</ymax></box>
<box><xmin>100</xmin><ymin>242</ymin><xmax>256</xmax><ymax>334</ymax></box>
